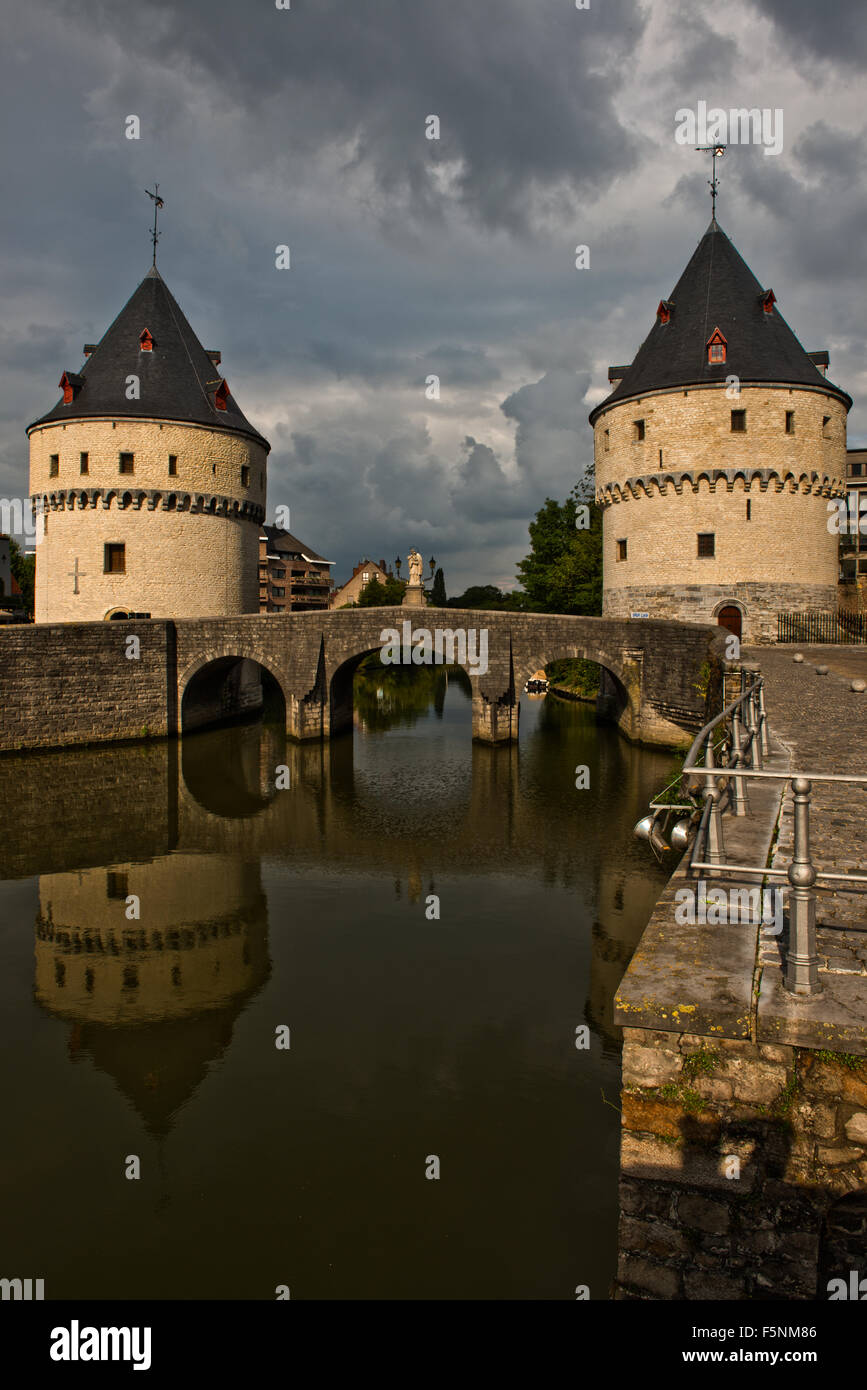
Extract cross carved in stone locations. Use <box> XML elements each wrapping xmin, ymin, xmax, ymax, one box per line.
<box><xmin>69</xmin><ymin>557</ymin><xmax>86</xmax><ymax>594</ymax></box>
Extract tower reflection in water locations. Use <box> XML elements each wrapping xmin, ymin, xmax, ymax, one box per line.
<box><xmin>35</xmin><ymin>854</ymin><xmax>270</xmax><ymax>1136</ymax></box>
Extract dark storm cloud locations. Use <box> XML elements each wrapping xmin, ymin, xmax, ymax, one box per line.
<box><xmin>449</xmin><ymin>436</ymin><xmax>534</xmax><ymax>522</ymax></box>
<box><xmin>54</xmin><ymin>0</ymin><xmax>646</xmax><ymax>235</ymax></box>
<box><xmin>794</xmin><ymin>121</ymin><xmax>867</xmax><ymax>185</ymax></box>
<box><xmin>747</xmin><ymin>0</ymin><xmax>867</xmax><ymax>69</ymax></box>
<box><xmin>418</xmin><ymin>347</ymin><xmax>500</xmax><ymax>390</ymax></box>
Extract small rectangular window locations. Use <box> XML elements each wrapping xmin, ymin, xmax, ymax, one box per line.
<box><xmin>785</xmin><ymin>411</ymin><xmax>795</xmax><ymax>435</ymax></box>
<box><xmin>241</xmin><ymin>465</ymin><xmax>250</xmax><ymax>487</ymax></box>
<box><xmin>603</xmin><ymin>429</ymin><xmax>610</xmax><ymax>452</ymax></box>
<box><xmin>49</xmin><ymin>454</ymin><xmax>59</xmax><ymax>477</ymax></box>
<box><xmin>709</xmin><ymin>343</ymin><xmax>725</xmax><ymax>363</ymax></box>
<box><xmin>822</xmin><ymin>416</ymin><xmax>831</xmax><ymax>439</ymax></box>
<box><xmin>746</xmin><ymin>500</ymin><xmax>752</xmax><ymax>521</ymax></box>
<box><xmin>106</xmin><ymin>871</ymin><xmax>128</xmax><ymax>899</ymax></box>
<box><xmin>731</xmin><ymin>410</ymin><xmax>746</xmax><ymax>433</ymax></box>
<box><xmin>80</xmin><ymin>452</ymin><xmax>89</xmax><ymax>475</ymax></box>
<box><xmin>272</xmin><ymin>587</ymin><xmax>285</xmax><ymax>598</ymax></box>
<box><xmin>168</xmin><ymin>455</ymin><xmax>178</xmax><ymax>476</ymax></box>
<box><xmin>634</xmin><ymin>419</ymin><xmax>645</xmax><ymax>441</ymax></box>
<box><xmin>104</xmin><ymin>543</ymin><xmax>126</xmax><ymax>574</ymax></box>
<box><xmin>616</xmin><ymin>539</ymin><xmax>627</xmax><ymax>562</ymax></box>
<box><xmin>697</xmin><ymin>532</ymin><xmax>715</xmax><ymax>558</ymax></box>
<box><xmin>119</xmin><ymin>452</ymin><xmax>134</xmax><ymax>474</ymax></box>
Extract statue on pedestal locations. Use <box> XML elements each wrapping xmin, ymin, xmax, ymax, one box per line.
<box><xmin>402</xmin><ymin>547</ymin><xmax>427</xmax><ymax>607</ymax></box>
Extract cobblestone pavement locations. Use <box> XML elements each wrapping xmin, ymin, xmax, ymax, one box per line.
<box><xmin>746</xmin><ymin>645</ymin><xmax>867</xmax><ymax>933</ymax></box>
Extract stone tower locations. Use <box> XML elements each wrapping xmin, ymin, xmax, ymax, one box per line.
<box><xmin>27</xmin><ymin>267</ymin><xmax>269</xmax><ymax>622</ymax></box>
<box><xmin>589</xmin><ymin>219</ymin><xmax>851</xmax><ymax>644</ymax></box>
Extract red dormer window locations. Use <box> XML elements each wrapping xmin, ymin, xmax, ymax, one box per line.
<box><xmin>657</xmin><ymin>299</ymin><xmax>673</xmax><ymax>325</ymax></box>
<box><xmin>59</xmin><ymin>371</ymin><xmax>83</xmax><ymax>403</ymax></box>
<box><xmin>140</xmin><ymin>329</ymin><xmax>154</xmax><ymax>351</ymax></box>
<box><xmin>214</xmin><ymin>378</ymin><xmax>230</xmax><ymax>411</ymax></box>
<box><xmin>760</xmin><ymin>289</ymin><xmax>776</xmax><ymax>315</ymax></box>
<box><xmin>706</xmin><ymin>327</ymin><xmax>727</xmax><ymax>365</ymax></box>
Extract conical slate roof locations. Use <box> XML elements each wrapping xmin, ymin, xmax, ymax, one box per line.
<box><xmin>589</xmin><ymin>219</ymin><xmax>851</xmax><ymax>423</ymax></box>
<box><xmin>27</xmin><ymin>266</ymin><xmax>270</xmax><ymax>449</ymax></box>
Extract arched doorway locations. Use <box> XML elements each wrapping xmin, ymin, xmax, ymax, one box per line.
<box><xmin>717</xmin><ymin>605</ymin><xmax>742</xmax><ymax>640</ymax></box>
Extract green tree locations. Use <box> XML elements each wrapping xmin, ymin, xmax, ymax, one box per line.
<box><xmin>357</xmin><ymin>573</ymin><xmax>406</xmax><ymax>607</ymax></box>
<box><xmin>446</xmin><ymin>584</ymin><xmax>524</xmax><ymax>611</ymax></box>
<box><xmin>430</xmin><ymin>567</ymin><xmax>447</xmax><ymax>607</ymax></box>
<box><xmin>515</xmin><ymin>473</ymin><xmax>602</xmax><ymax>615</ymax></box>
<box><xmin>8</xmin><ymin>537</ymin><xmax>34</xmax><ymax>617</ymax></box>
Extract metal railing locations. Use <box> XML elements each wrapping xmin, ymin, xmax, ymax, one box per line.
<box><xmin>675</xmin><ymin>672</ymin><xmax>867</xmax><ymax>997</ymax></box>
<box><xmin>778</xmin><ymin>610</ymin><xmax>867</xmax><ymax>644</ymax></box>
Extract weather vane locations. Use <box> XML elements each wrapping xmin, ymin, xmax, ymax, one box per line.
<box><xmin>697</xmin><ymin>144</ymin><xmax>726</xmax><ymax>219</ymax></box>
<box><xmin>145</xmin><ymin>184</ymin><xmax>164</xmax><ymax>266</ymax></box>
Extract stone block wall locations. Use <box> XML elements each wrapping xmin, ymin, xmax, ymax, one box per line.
<box><xmin>604</xmin><ymin>582</ymin><xmax>840</xmax><ymax>645</ymax></box>
<box><xmin>616</xmin><ymin>1027</ymin><xmax>867</xmax><ymax>1300</ymax></box>
<box><xmin>0</xmin><ymin>620</ymin><xmax>174</xmax><ymax>752</ymax></box>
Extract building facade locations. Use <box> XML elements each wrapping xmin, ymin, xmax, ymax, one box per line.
<box><xmin>27</xmin><ymin>267</ymin><xmax>269</xmax><ymax>623</ymax></box>
<box><xmin>329</xmin><ymin>558</ymin><xmax>391</xmax><ymax>609</ymax></box>
<box><xmin>590</xmin><ymin>219</ymin><xmax>851</xmax><ymax>644</ymax></box>
<box><xmin>259</xmin><ymin>525</ymin><xmax>333</xmax><ymax>613</ymax></box>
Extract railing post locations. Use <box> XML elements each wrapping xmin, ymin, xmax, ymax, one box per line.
<box><xmin>750</xmin><ymin>685</ymin><xmax>764</xmax><ymax>769</ymax></box>
<box><xmin>785</xmin><ymin>777</ymin><xmax>821</xmax><ymax>996</ymax></box>
<box><xmin>758</xmin><ymin>680</ymin><xmax>770</xmax><ymax>755</ymax></box>
<box><xmin>703</xmin><ymin>730</ymin><xmax>726</xmax><ymax>868</ymax></box>
<box><xmin>729</xmin><ymin>705</ymin><xmax>749</xmax><ymax>816</ymax></box>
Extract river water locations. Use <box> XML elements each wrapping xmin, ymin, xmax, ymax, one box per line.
<box><xmin>0</xmin><ymin>667</ymin><xmax>671</xmax><ymax>1300</ymax></box>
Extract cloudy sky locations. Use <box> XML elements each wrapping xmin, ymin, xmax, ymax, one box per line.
<box><xmin>2</xmin><ymin>0</ymin><xmax>865</xmax><ymax>592</ymax></box>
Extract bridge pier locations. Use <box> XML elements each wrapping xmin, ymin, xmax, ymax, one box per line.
<box><xmin>471</xmin><ymin>693</ymin><xmax>519</xmax><ymax>744</ymax></box>
<box><xmin>285</xmin><ymin>692</ymin><xmax>328</xmax><ymax>740</ymax></box>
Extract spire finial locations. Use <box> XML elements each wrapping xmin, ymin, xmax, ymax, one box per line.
<box><xmin>145</xmin><ymin>184</ymin><xmax>164</xmax><ymax>266</ymax></box>
<box><xmin>697</xmin><ymin>144</ymin><xmax>726</xmax><ymax>220</ymax></box>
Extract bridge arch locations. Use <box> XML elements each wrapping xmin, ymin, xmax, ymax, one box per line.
<box><xmin>514</xmin><ymin>642</ymin><xmax>632</xmax><ymax>732</ymax></box>
<box><xmin>179</xmin><ymin>652</ymin><xmax>287</xmax><ymax>735</ymax></box>
<box><xmin>327</xmin><ymin>640</ymin><xmax>477</xmax><ymax>739</ymax></box>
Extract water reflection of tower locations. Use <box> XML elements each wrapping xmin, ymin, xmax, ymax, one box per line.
<box><xmin>34</xmin><ymin>854</ymin><xmax>270</xmax><ymax>1135</ymax></box>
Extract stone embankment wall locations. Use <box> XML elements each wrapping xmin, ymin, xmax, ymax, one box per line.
<box><xmin>617</xmin><ymin>1031</ymin><xmax>867</xmax><ymax>1299</ymax></box>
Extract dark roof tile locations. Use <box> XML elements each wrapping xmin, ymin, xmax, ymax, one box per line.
<box><xmin>27</xmin><ymin>267</ymin><xmax>269</xmax><ymax>449</ymax></box>
<box><xmin>590</xmin><ymin>220</ymin><xmax>851</xmax><ymax>423</ymax></box>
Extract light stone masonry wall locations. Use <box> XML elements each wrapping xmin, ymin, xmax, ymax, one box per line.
<box><xmin>29</xmin><ymin>418</ymin><xmax>267</xmax><ymax>621</ymax></box>
<box><xmin>593</xmin><ymin>384</ymin><xmax>849</xmax><ymax>644</ymax></box>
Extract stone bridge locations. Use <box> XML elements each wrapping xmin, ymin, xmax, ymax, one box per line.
<box><xmin>0</xmin><ymin>608</ymin><xmax>727</xmax><ymax>753</ymax></box>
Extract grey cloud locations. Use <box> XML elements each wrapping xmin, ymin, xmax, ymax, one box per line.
<box><xmin>747</xmin><ymin>0</ymin><xmax>867</xmax><ymax>68</ymax></box>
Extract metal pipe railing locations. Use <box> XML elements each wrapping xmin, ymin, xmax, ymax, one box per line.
<box><xmin>673</xmin><ymin>672</ymin><xmax>867</xmax><ymax>998</ymax></box>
